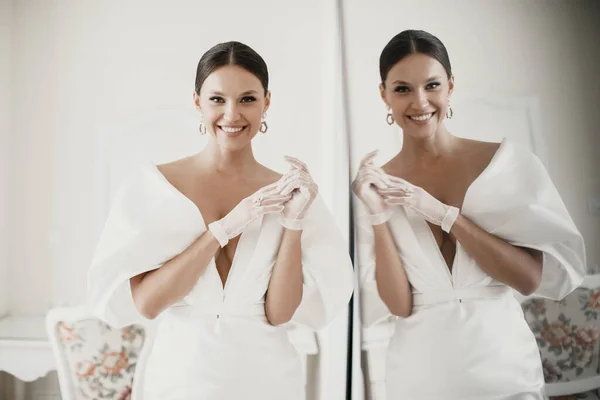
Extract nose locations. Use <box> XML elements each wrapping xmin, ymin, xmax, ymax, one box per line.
<box><xmin>411</xmin><ymin>88</ymin><xmax>430</xmax><ymax>110</ymax></box>
<box><xmin>223</xmin><ymin>102</ymin><xmax>241</xmax><ymax>122</ymax></box>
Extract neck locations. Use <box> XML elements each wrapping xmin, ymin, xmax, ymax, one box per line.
<box><xmin>197</xmin><ymin>137</ymin><xmax>258</xmax><ymax>176</ymax></box>
<box><xmin>398</xmin><ymin>126</ymin><xmax>458</xmax><ymax>165</ymax></box>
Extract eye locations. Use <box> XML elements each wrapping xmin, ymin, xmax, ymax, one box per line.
<box><xmin>394</xmin><ymin>86</ymin><xmax>409</xmax><ymax>93</ymax></box>
<box><xmin>209</xmin><ymin>96</ymin><xmax>224</xmax><ymax>103</ymax></box>
<box><xmin>426</xmin><ymin>82</ymin><xmax>441</xmax><ymax>90</ymax></box>
<box><xmin>241</xmin><ymin>96</ymin><xmax>257</xmax><ymax>103</ymax></box>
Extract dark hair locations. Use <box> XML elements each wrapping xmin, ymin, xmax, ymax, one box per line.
<box><xmin>194</xmin><ymin>41</ymin><xmax>269</xmax><ymax>96</ymax></box>
<box><xmin>379</xmin><ymin>30</ymin><xmax>452</xmax><ymax>87</ymax></box>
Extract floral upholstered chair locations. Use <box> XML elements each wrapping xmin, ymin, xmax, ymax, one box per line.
<box><xmin>45</xmin><ymin>306</ymin><xmax>153</xmax><ymax>400</ymax></box>
<box><xmin>521</xmin><ymin>274</ymin><xmax>600</xmax><ymax>400</ymax></box>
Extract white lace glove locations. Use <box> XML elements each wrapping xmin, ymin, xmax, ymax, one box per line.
<box><xmin>352</xmin><ymin>150</ymin><xmax>393</xmax><ymax>225</ymax></box>
<box><xmin>376</xmin><ymin>175</ymin><xmax>460</xmax><ymax>233</ymax></box>
<box><xmin>208</xmin><ymin>181</ymin><xmax>292</xmax><ymax>247</ymax></box>
<box><xmin>277</xmin><ymin>156</ymin><xmax>318</xmax><ymax>230</ymax></box>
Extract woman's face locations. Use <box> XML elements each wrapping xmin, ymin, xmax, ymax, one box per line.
<box><xmin>380</xmin><ymin>53</ymin><xmax>454</xmax><ymax>140</ymax></box>
<box><xmin>194</xmin><ymin>65</ymin><xmax>270</xmax><ymax>151</ymax></box>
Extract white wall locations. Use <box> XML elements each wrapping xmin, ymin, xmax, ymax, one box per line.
<box><xmin>0</xmin><ymin>0</ymin><xmax>13</xmax><ymax>318</ymax></box>
<box><xmin>343</xmin><ymin>0</ymin><xmax>600</xmax><ymax>270</ymax></box>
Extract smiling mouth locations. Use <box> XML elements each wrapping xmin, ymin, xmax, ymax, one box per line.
<box><xmin>407</xmin><ymin>112</ymin><xmax>436</xmax><ymax>122</ymax></box>
<box><xmin>218</xmin><ymin>125</ymin><xmax>247</xmax><ymax>136</ymax></box>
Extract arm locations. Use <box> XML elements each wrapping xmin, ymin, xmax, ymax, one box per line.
<box><xmin>265</xmin><ymin>229</ymin><xmax>304</xmax><ymax>325</ymax></box>
<box><xmin>271</xmin><ymin>156</ymin><xmax>353</xmax><ymax>330</ymax></box>
<box><xmin>353</xmin><ymin>151</ymin><xmax>413</xmax><ymax>318</ymax></box>
<box><xmin>130</xmin><ymin>230</ymin><xmax>220</xmax><ymax>320</ymax></box>
<box><xmin>263</xmin><ymin>156</ymin><xmax>319</xmax><ymax>326</ymax></box>
<box><xmin>287</xmin><ymin>195</ymin><xmax>354</xmax><ymax>330</ymax></box>
<box><xmin>352</xmin><ymin>151</ymin><xmax>412</xmax><ymax>320</ymax></box>
<box><xmin>451</xmin><ymin>214</ymin><xmax>543</xmax><ymax>296</ymax></box>
<box><xmin>373</xmin><ymin>223</ymin><xmax>413</xmax><ymax>317</ymax></box>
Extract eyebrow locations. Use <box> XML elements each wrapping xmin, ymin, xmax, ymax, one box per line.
<box><xmin>208</xmin><ymin>90</ymin><xmax>259</xmax><ymax>96</ymax></box>
<box><xmin>392</xmin><ymin>76</ymin><xmax>443</xmax><ymax>85</ymax></box>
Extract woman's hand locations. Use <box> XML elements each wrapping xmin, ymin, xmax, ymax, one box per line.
<box><xmin>377</xmin><ymin>175</ymin><xmax>459</xmax><ymax>233</ymax></box>
<box><xmin>278</xmin><ymin>156</ymin><xmax>319</xmax><ymax>230</ymax></box>
<box><xmin>208</xmin><ymin>182</ymin><xmax>292</xmax><ymax>247</ymax></box>
<box><xmin>352</xmin><ymin>151</ymin><xmax>392</xmax><ymax>225</ymax></box>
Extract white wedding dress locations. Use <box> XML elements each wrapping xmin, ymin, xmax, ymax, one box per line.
<box><xmin>87</xmin><ymin>163</ymin><xmax>354</xmax><ymax>400</ymax></box>
<box><xmin>359</xmin><ymin>139</ymin><xmax>586</xmax><ymax>399</ymax></box>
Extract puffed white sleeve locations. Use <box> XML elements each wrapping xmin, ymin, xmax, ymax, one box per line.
<box><xmin>86</xmin><ymin>165</ymin><xmax>203</xmax><ymax>328</ymax></box>
<box><xmin>466</xmin><ymin>143</ymin><xmax>586</xmax><ymax>300</ymax></box>
<box><xmin>290</xmin><ymin>195</ymin><xmax>355</xmax><ymax>330</ymax></box>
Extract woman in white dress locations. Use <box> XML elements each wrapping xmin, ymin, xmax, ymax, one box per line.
<box><xmin>353</xmin><ymin>30</ymin><xmax>586</xmax><ymax>399</ymax></box>
<box><xmin>87</xmin><ymin>41</ymin><xmax>354</xmax><ymax>400</ymax></box>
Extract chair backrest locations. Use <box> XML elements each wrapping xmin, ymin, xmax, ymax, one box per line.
<box><xmin>45</xmin><ymin>306</ymin><xmax>153</xmax><ymax>400</ymax></box>
<box><xmin>521</xmin><ymin>274</ymin><xmax>600</xmax><ymax>395</ymax></box>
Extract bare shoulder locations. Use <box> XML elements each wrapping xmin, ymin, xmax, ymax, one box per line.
<box><xmin>156</xmin><ymin>155</ymin><xmax>197</xmax><ymax>185</ymax></box>
<box><xmin>458</xmin><ymin>138</ymin><xmax>502</xmax><ymax>162</ymax></box>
